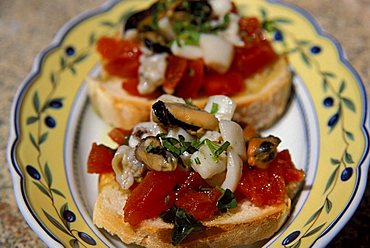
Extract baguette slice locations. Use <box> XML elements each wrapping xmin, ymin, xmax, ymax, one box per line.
<box><xmin>87</xmin><ymin>56</ymin><xmax>292</xmax><ymax>130</ymax></box>
<box><xmin>93</xmin><ymin>173</ymin><xmax>297</xmax><ymax>248</ymax></box>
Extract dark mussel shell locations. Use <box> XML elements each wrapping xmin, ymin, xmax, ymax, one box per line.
<box><xmin>124</xmin><ymin>2</ymin><xmax>158</xmax><ymax>31</ymax></box>
<box><xmin>144</xmin><ymin>38</ymin><xmax>171</xmax><ymax>54</ymax></box>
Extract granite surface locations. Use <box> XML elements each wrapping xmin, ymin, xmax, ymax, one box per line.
<box><xmin>1</xmin><ymin>0</ymin><xmax>369</xmax><ymax>247</ymax></box>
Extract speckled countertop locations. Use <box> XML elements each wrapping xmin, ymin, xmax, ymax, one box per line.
<box><xmin>1</xmin><ymin>0</ymin><xmax>369</xmax><ymax>247</ymax></box>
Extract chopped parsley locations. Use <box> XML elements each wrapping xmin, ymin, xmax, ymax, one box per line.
<box><xmin>210</xmin><ymin>102</ymin><xmax>219</xmax><ymax>114</ymax></box>
<box><xmin>204</xmin><ymin>139</ymin><xmax>230</xmax><ymax>161</ymax></box>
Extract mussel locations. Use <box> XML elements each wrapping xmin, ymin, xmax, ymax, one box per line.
<box><xmin>152</xmin><ymin>100</ymin><xmax>219</xmax><ymax>132</ymax></box>
<box><xmin>135</xmin><ymin>136</ymin><xmax>178</xmax><ymax>171</ymax></box>
<box><xmin>247</xmin><ymin>135</ymin><xmax>281</xmax><ymax>168</ymax></box>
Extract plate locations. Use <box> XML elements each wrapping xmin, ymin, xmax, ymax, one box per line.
<box><xmin>7</xmin><ymin>0</ymin><xmax>370</xmax><ymax>247</ymax></box>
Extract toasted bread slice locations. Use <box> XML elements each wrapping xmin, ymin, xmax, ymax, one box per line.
<box><xmin>87</xmin><ymin>56</ymin><xmax>292</xmax><ymax>130</ymax></box>
<box><xmin>93</xmin><ymin>173</ymin><xmax>295</xmax><ymax>248</ymax></box>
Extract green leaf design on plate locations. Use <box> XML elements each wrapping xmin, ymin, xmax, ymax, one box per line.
<box><xmin>89</xmin><ymin>33</ymin><xmax>96</xmax><ymax>46</ymax></box>
<box><xmin>101</xmin><ymin>21</ymin><xmax>115</xmax><ymax>27</ymax></box>
<box><xmin>74</xmin><ymin>53</ymin><xmax>89</xmax><ymax>64</ymax></box>
<box><xmin>291</xmin><ymin>239</ymin><xmax>301</xmax><ymax>248</ymax></box>
<box><xmin>330</xmin><ymin>158</ymin><xmax>340</xmax><ymax>165</ymax></box>
<box><xmin>322</xmin><ymin>78</ymin><xmax>328</xmax><ymax>92</ymax></box>
<box><xmin>324</xmin><ymin>166</ymin><xmax>339</xmax><ymax>193</ymax></box>
<box><xmin>260</xmin><ymin>8</ymin><xmax>267</xmax><ymax>19</ymax></box>
<box><xmin>51</xmin><ymin>188</ymin><xmax>66</xmax><ymax>198</ymax></box>
<box><xmin>303</xmin><ymin>223</ymin><xmax>326</xmax><ymax>238</ymax></box>
<box><xmin>300</xmin><ymin>52</ymin><xmax>311</xmax><ymax>66</ymax></box>
<box><xmin>60</xmin><ymin>56</ymin><xmax>67</xmax><ymax>69</ymax></box>
<box><xmin>33</xmin><ymin>91</ymin><xmax>40</xmax><ymax>114</ymax></box>
<box><xmin>33</xmin><ymin>181</ymin><xmax>50</xmax><ymax>197</ymax></box>
<box><xmin>70</xmin><ymin>239</ymin><xmax>80</xmax><ymax>248</ymax></box>
<box><xmin>42</xmin><ymin>209</ymin><xmax>69</xmax><ymax>235</ymax></box>
<box><xmin>321</xmin><ymin>71</ymin><xmax>336</xmax><ymax>78</ymax></box>
<box><xmin>39</xmin><ymin>132</ymin><xmax>48</xmax><ymax>145</ymax></box>
<box><xmin>341</xmin><ymin>97</ymin><xmax>356</xmax><ymax>112</ymax></box>
<box><xmin>50</xmin><ymin>72</ymin><xmax>57</xmax><ymax>87</ymax></box>
<box><xmin>345</xmin><ymin>130</ymin><xmax>354</xmax><ymax>141</ymax></box>
<box><xmin>44</xmin><ymin>162</ymin><xmax>52</xmax><ymax>187</ymax></box>
<box><xmin>27</xmin><ymin>116</ymin><xmax>39</xmax><ymax>125</ymax></box>
<box><xmin>29</xmin><ymin>133</ymin><xmax>39</xmax><ymax>150</ymax></box>
<box><xmin>345</xmin><ymin>151</ymin><xmax>354</xmax><ymax>164</ymax></box>
<box><xmin>271</xmin><ymin>17</ymin><xmax>292</xmax><ymax>24</ymax></box>
<box><xmin>338</xmin><ymin>80</ymin><xmax>346</xmax><ymax>94</ymax></box>
<box><xmin>325</xmin><ymin>198</ymin><xmax>332</xmax><ymax>213</ymax></box>
<box><xmin>69</xmin><ymin>67</ymin><xmax>77</xmax><ymax>75</ymax></box>
<box><xmin>304</xmin><ymin>207</ymin><xmax>322</xmax><ymax>227</ymax></box>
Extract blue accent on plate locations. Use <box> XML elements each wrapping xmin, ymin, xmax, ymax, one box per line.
<box><xmin>62</xmin><ymin>210</ymin><xmax>76</xmax><ymax>223</ymax></box>
<box><xmin>282</xmin><ymin>230</ymin><xmax>301</xmax><ymax>245</ymax></box>
<box><xmin>44</xmin><ymin>116</ymin><xmax>56</xmax><ymax>128</ymax></box>
<box><xmin>310</xmin><ymin>45</ymin><xmax>322</xmax><ymax>54</ymax></box>
<box><xmin>274</xmin><ymin>30</ymin><xmax>283</xmax><ymax>41</ymax></box>
<box><xmin>78</xmin><ymin>232</ymin><xmax>97</xmax><ymax>246</ymax></box>
<box><xmin>48</xmin><ymin>99</ymin><xmax>63</xmax><ymax>109</ymax></box>
<box><xmin>26</xmin><ymin>165</ymin><xmax>41</xmax><ymax>180</ymax></box>
<box><xmin>323</xmin><ymin>97</ymin><xmax>334</xmax><ymax>107</ymax></box>
<box><xmin>341</xmin><ymin>167</ymin><xmax>353</xmax><ymax>181</ymax></box>
<box><xmin>65</xmin><ymin>46</ymin><xmax>75</xmax><ymax>56</ymax></box>
<box><xmin>327</xmin><ymin>113</ymin><xmax>339</xmax><ymax>127</ymax></box>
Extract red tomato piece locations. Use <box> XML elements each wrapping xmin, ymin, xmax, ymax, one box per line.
<box><xmin>97</xmin><ymin>37</ymin><xmax>141</xmax><ymax>60</ymax></box>
<box><xmin>176</xmin><ymin>189</ymin><xmax>222</xmax><ymax>220</ymax></box>
<box><xmin>232</xmin><ymin>40</ymin><xmax>278</xmax><ymax>78</ymax></box>
<box><xmin>175</xmin><ymin>171</ymin><xmax>209</xmax><ymax>200</ymax></box>
<box><xmin>122</xmin><ymin>78</ymin><xmax>161</xmax><ymax>98</ymax></box>
<box><xmin>108</xmin><ymin>128</ymin><xmax>131</xmax><ymax>145</ymax></box>
<box><xmin>237</xmin><ymin>166</ymin><xmax>286</xmax><ymax>207</ymax></box>
<box><xmin>270</xmin><ymin>150</ymin><xmax>305</xmax><ymax>183</ymax></box>
<box><xmin>239</xmin><ymin>17</ymin><xmax>261</xmax><ymax>38</ymax></box>
<box><xmin>124</xmin><ymin>171</ymin><xmax>178</xmax><ymax>226</ymax></box>
<box><xmin>237</xmin><ymin>150</ymin><xmax>304</xmax><ymax>207</ymax></box>
<box><xmin>97</xmin><ymin>37</ymin><xmax>141</xmax><ymax>78</ymax></box>
<box><xmin>175</xmin><ymin>59</ymin><xmax>204</xmax><ymax>99</ymax></box>
<box><xmin>104</xmin><ymin>57</ymin><xmax>140</xmax><ymax>78</ymax></box>
<box><xmin>87</xmin><ymin>143</ymin><xmax>115</xmax><ymax>174</ymax></box>
<box><xmin>163</xmin><ymin>55</ymin><xmax>188</xmax><ymax>94</ymax></box>
<box><xmin>203</xmin><ymin>69</ymin><xmax>245</xmax><ymax>96</ymax></box>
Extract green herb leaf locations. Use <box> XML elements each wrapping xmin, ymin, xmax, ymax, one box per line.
<box><xmin>217</xmin><ymin>188</ymin><xmax>237</xmax><ymax>212</ymax></box>
<box><xmin>210</xmin><ymin>103</ymin><xmax>219</xmax><ymax>114</ymax></box>
<box><xmin>172</xmin><ymin>208</ymin><xmax>205</xmax><ymax>245</ymax></box>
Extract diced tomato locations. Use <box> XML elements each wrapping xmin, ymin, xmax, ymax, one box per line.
<box><xmin>239</xmin><ymin>17</ymin><xmax>261</xmax><ymax>38</ymax></box>
<box><xmin>175</xmin><ymin>59</ymin><xmax>204</xmax><ymax>99</ymax></box>
<box><xmin>232</xmin><ymin>17</ymin><xmax>278</xmax><ymax>79</ymax></box>
<box><xmin>176</xmin><ymin>189</ymin><xmax>222</xmax><ymax>220</ymax></box>
<box><xmin>270</xmin><ymin>150</ymin><xmax>305</xmax><ymax>183</ymax></box>
<box><xmin>163</xmin><ymin>55</ymin><xmax>188</xmax><ymax>94</ymax></box>
<box><xmin>97</xmin><ymin>37</ymin><xmax>141</xmax><ymax>61</ymax></box>
<box><xmin>124</xmin><ymin>171</ymin><xmax>180</xmax><ymax>226</ymax></box>
<box><xmin>87</xmin><ymin>143</ymin><xmax>115</xmax><ymax>174</ymax></box>
<box><xmin>203</xmin><ymin>69</ymin><xmax>245</xmax><ymax>96</ymax></box>
<box><xmin>232</xmin><ymin>40</ymin><xmax>278</xmax><ymax>78</ymax></box>
<box><xmin>237</xmin><ymin>166</ymin><xmax>286</xmax><ymax>207</ymax></box>
<box><xmin>97</xmin><ymin>37</ymin><xmax>141</xmax><ymax>78</ymax></box>
<box><xmin>122</xmin><ymin>78</ymin><xmax>161</xmax><ymax>98</ymax></box>
<box><xmin>175</xmin><ymin>172</ymin><xmax>209</xmax><ymax>200</ymax></box>
<box><xmin>108</xmin><ymin>128</ymin><xmax>131</xmax><ymax>145</ymax></box>
<box><xmin>236</xmin><ymin>150</ymin><xmax>304</xmax><ymax>207</ymax></box>
<box><xmin>104</xmin><ymin>57</ymin><xmax>140</xmax><ymax>78</ymax></box>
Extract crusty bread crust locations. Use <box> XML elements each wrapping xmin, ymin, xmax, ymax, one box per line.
<box><xmin>87</xmin><ymin>56</ymin><xmax>292</xmax><ymax>130</ymax></box>
<box><xmin>93</xmin><ymin>173</ymin><xmax>292</xmax><ymax>248</ymax></box>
